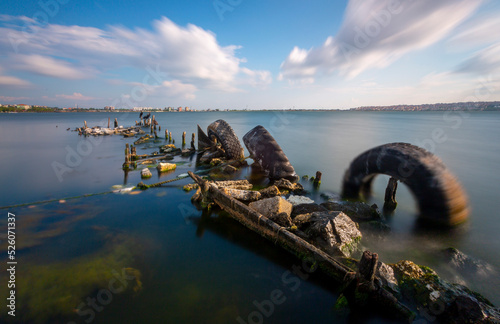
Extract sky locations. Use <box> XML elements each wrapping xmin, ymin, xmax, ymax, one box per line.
<box><xmin>0</xmin><ymin>0</ymin><xmax>499</xmax><ymax>110</ymax></box>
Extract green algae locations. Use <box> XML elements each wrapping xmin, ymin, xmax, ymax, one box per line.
<box><xmin>0</xmin><ymin>231</ymin><xmax>143</xmax><ymax>323</ymax></box>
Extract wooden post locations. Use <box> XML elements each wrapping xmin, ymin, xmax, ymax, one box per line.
<box><xmin>84</xmin><ymin>120</ymin><xmax>87</xmax><ymax>128</ymax></box>
<box><xmin>154</xmin><ymin>130</ymin><xmax>158</xmax><ymax>139</ymax></box>
<box><xmin>383</xmin><ymin>177</ymin><xmax>398</xmax><ymax>211</ymax></box>
<box><xmin>165</xmin><ymin>129</ymin><xmax>168</xmax><ymax>139</ymax></box>
<box><xmin>123</xmin><ymin>143</ymin><xmax>130</xmax><ymax>170</ymax></box>
<box><xmin>314</xmin><ymin>171</ymin><xmax>322</xmax><ymax>187</ymax></box>
<box><xmin>169</xmin><ymin>132</ymin><xmax>172</xmax><ymax>143</ymax></box>
<box><xmin>182</xmin><ymin>131</ymin><xmax>186</xmax><ymax>145</ymax></box>
<box><xmin>108</xmin><ymin>117</ymin><xmax>110</xmax><ymax>128</ymax></box>
<box><xmin>191</xmin><ymin>133</ymin><xmax>196</xmax><ymax>150</ymax></box>
<box><xmin>114</xmin><ymin>118</ymin><xmax>118</xmax><ymax>128</ymax></box>
<box><xmin>159</xmin><ymin>125</ymin><xmax>161</xmax><ymax>131</ymax></box>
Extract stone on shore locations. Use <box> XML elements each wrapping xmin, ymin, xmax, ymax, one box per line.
<box><xmin>221</xmin><ymin>188</ymin><xmax>261</xmax><ymax>202</ymax></box>
<box><xmin>141</xmin><ymin>168</ymin><xmax>152</xmax><ymax>179</ymax></box>
<box><xmin>273</xmin><ymin>178</ymin><xmax>303</xmax><ymax>193</ymax></box>
<box><xmin>258</xmin><ymin>185</ymin><xmax>280</xmax><ymax>198</ymax></box>
<box><xmin>390</xmin><ymin>260</ymin><xmax>500</xmax><ymax>323</ymax></box>
<box><xmin>291</xmin><ymin>203</ymin><xmax>328</xmax><ymax>219</ymax></box>
<box><xmin>157</xmin><ymin>162</ymin><xmax>176</xmax><ymax>172</ymax></box>
<box><xmin>249</xmin><ymin>197</ymin><xmax>293</xmax><ymax>221</ymax></box>
<box><xmin>287</xmin><ymin>195</ymin><xmax>314</xmax><ymax>206</ymax></box>
<box><xmin>213</xmin><ymin>180</ymin><xmax>253</xmax><ymax>190</ymax></box>
<box><xmin>303</xmin><ymin>211</ymin><xmax>361</xmax><ymax>257</ymax></box>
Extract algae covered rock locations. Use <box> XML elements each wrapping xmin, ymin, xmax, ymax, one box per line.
<box><xmin>141</xmin><ymin>168</ymin><xmax>152</xmax><ymax>178</ymax></box>
<box><xmin>303</xmin><ymin>211</ymin><xmax>361</xmax><ymax>257</ymax></box>
<box><xmin>157</xmin><ymin>162</ymin><xmax>177</xmax><ymax>172</ymax></box>
<box><xmin>390</xmin><ymin>260</ymin><xmax>500</xmax><ymax>323</ymax></box>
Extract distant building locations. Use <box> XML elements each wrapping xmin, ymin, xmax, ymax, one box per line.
<box><xmin>177</xmin><ymin>106</ymin><xmax>183</xmax><ymax>112</ymax></box>
<box><xmin>17</xmin><ymin>104</ymin><xmax>31</xmax><ymax>110</ymax></box>
<box><xmin>104</xmin><ymin>106</ymin><xmax>115</xmax><ymax>110</ymax></box>
<box><xmin>185</xmin><ymin>106</ymin><xmax>190</xmax><ymax>112</ymax></box>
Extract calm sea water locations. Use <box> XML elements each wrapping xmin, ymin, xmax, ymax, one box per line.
<box><xmin>0</xmin><ymin>111</ymin><xmax>499</xmax><ymax>323</ymax></box>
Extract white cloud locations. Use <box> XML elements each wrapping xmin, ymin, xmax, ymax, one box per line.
<box><xmin>0</xmin><ymin>75</ymin><xmax>31</xmax><ymax>87</ymax></box>
<box><xmin>449</xmin><ymin>13</ymin><xmax>500</xmax><ymax>49</ymax></box>
<box><xmin>456</xmin><ymin>43</ymin><xmax>500</xmax><ymax>75</ymax></box>
<box><xmin>0</xmin><ymin>95</ymin><xmax>30</xmax><ymax>102</ymax></box>
<box><xmin>55</xmin><ymin>93</ymin><xmax>96</xmax><ymax>100</ymax></box>
<box><xmin>280</xmin><ymin>0</ymin><xmax>483</xmax><ymax>82</ymax></box>
<box><xmin>240</xmin><ymin>68</ymin><xmax>272</xmax><ymax>88</ymax></box>
<box><xmin>0</xmin><ymin>16</ymin><xmax>268</xmax><ymax>91</ymax></box>
<box><xmin>160</xmin><ymin>80</ymin><xmax>197</xmax><ymax>100</ymax></box>
<box><xmin>13</xmin><ymin>54</ymin><xmax>92</xmax><ymax>79</ymax></box>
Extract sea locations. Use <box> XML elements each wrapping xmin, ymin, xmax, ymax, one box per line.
<box><xmin>0</xmin><ymin>111</ymin><xmax>499</xmax><ymax>323</ymax></box>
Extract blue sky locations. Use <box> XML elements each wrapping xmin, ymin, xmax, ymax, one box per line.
<box><xmin>1</xmin><ymin>0</ymin><xmax>499</xmax><ymax>109</ymax></box>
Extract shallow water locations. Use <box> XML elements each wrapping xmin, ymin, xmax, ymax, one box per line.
<box><xmin>0</xmin><ymin>111</ymin><xmax>499</xmax><ymax>323</ymax></box>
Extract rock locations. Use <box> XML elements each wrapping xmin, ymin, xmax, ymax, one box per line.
<box><xmin>390</xmin><ymin>260</ymin><xmax>499</xmax><ymax>323</ymax></box>
<box><xmin>287</xmin><ymin>195</ymin><xmax>314</xmax><ymax>206</ymax></box>
<box><xmin>320</xmin><ymin>192</ymin><xmax>342</xmax><ymax>202</ymax></box>
<box><xmin>210</xmin><ymin>158</ymin><xmax>223</xmax><ymax>166</ymax></box>
<box><xmin>292</xmin><ymin>213</ymin><xmax>312</xmax><ymax>229</ymax></box>
<box><xmin>376</xmin><ymin>261</ymin><xmax>399</xmax><ymax>295</ymax></box>
<box><xmin>157</xmin><ymin>162</ymin><xmax>176</xmax><ymax>172</ymax></box>
<box><xmin>273</xmin><ymin>178</ymin><xmax>303</xmax><ymax>193</ymax></box>
<box><xmin>269</xmin><ymin>212</ymin><xmax>293</xmax><ymax>227</ymax></box>
<box><xmin>249</xmin><ymin>197</ymin><xmax>293</xmax><ymax>219</ymax></box>
<box><xmin>258</xmin><ymin>185</ymin><xmax>280</xmax><ymax>198</ymax></box>
<box><xmin>447</xmin><ymin>295</ymin><xmax>486</xmax><ymax>323</ymax></box>
<box><xmin>213</xmin><ymin>180</ymin><xmax>253</xmax><ymax>190</ymax></box>
<box><xmin>199</xmin><ymin>149</ymin><xmax>224</xmax><ymax>163</ymax></box>
<box><xmin>183</xmin><ymin>183</ymin><xmax>199</xmax><ymax>192</ymax></box>
<box><xmin>303</xmin><ymin>211</ymin><xmax>362</xmax><ymax>257</ymax></box>
<box><xmin>321</xmin><ymin>201</ymin><xmax>382</xmax><ymax>222</ymax></box>
<box><xmin>181</xmin><ymin>149</ymin><xmax>193</xmax><ymax>156</ymax></box>
<box><xmin>290</xmin><ymin>203</ymin><xmax>328</xmax><ymax>219</ymax></box>
<box><xmin>160</xmin><ymin>144</ymin><xmax>176</xmax><ymax>153</ymax></box>
<box><xmin>141</xmin><ymin>168</ymin><xmax>152</xmax><ymax>179</ymax></box>
<box><xmin>222</xmin><ymin>165</ymin><xmax>238</xmax><ymax>174</ymax></box>
<box><xmin>442</xmin><ymin>247</ymin><xmax>497</xmax><ymax>280</ymax></box>
<box><xmin>221</xmin><ymin>188</ymin><xmax>261</xmax><ymax>202</ymax></box>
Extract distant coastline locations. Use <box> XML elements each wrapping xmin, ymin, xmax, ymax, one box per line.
<box><xmin>1</xmin><ymin>101</ymin><xmax>499</xmax><ymax>113</ymax></box>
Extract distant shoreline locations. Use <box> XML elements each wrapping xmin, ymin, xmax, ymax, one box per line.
<box><xmin>1</xmin><ymin>100</ymin><xmax>500</xmax><ymax>113</ymax></box>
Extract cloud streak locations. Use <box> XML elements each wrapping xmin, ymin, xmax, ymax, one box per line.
<box><xmin>280</xmin><ymin>0</ymin><xmax>483</xmax><ymax>81</ymax></box>
<box><xmin>0</xmin><ymin>16</ymin><xmax>269</xmax><ymax>94</ymax></box>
